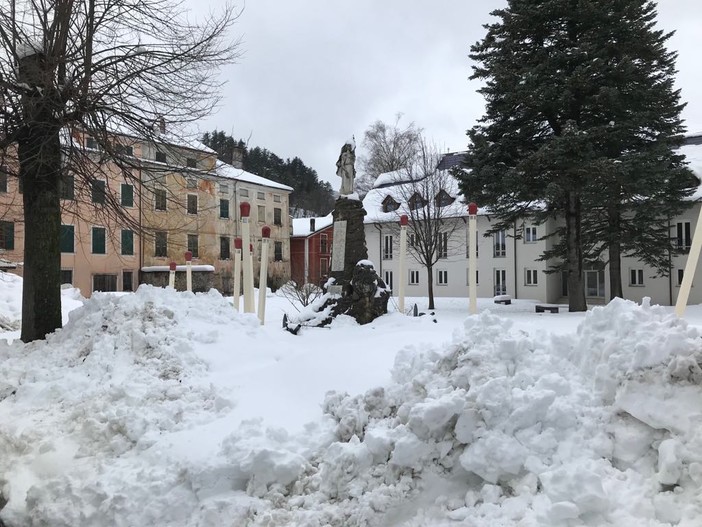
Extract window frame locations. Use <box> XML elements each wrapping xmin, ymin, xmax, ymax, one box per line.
<box><xmin>383</xmin><ymin>234</ymin><xmax>393</xmax><ymax>260</ymax></box>
<box><xmin>154</xmin><ymin>231</ymin><xmax>168</xmax><ymax>257</ymax></box>
<box><xmin>186</xmin><ymin>194</ymin><xmax>198</xmax><ymax>215</ymax></box>
<box><xmin>154</xmin><ymin>187</ymin><xmax>167</xmax><ymax>211</ymax></box>
<box><xmin>676</xmin><ymin>221</ymin><xmax>692</xmax><ymax>251</ymax></box>
<box><xmin>121</xmin><ymin>229</ymin><xmax>134</xmax><ymax>256</ymax></box>
<box><xmin>60</xmin><ymin>224</ymin><xmax>75</xmax><ymax>253</ymax></box>
<box><xmin>524</xmin><ymin>226</ymin><xmax>537</xmax><ymax>243</ymax></box>
<box><xmin>120</xmin><ymin>183</ymin><xmax>134</xmax><ymax>207</ymax></box>
<box><xmin>274</xmin><ymin>207</ymin><xmax>282</xmax><ymax>226</ymax></box>
<box><xmin>187</xmin><ymin>234</ymin><xmax>199</xmax><ymax>258</ymax></box>
<box><xmin>274</xmin><ymin>241</ymin><xmax>283</xmax><ymax>261</ymax></box>
<box><xmin>494</xmin><ymin>230</ymin><xmax>506</xmax><ymax>257</ymax></box>
<box><xmin>437</xmin><ymin>269</ymin><xmax>448</xmax><ymax>286</ymax></box>
<box><xmin>409</xmin><ymin>269</ymin><xmax>420</xmax><ymax>285</ymax></box>
<box><xmin>91</xmin><ymin>179</ymin><xmax>107</xmax><ymax>205</ymax></box>
<box><xmin>220</xmin><ymin>198</ymin><xmax>230</xmax><ymax>219</ymax></box>
<box><xmin>220</xmin><ymin>236</ymin><xmax>231</xmax><ymax>260</ymax></box>
<box><xmin>525</xmin><ymin>268</ymin><xmax>538</xmax><ymax>286</ymax></box>
<box><xmin>629</xmin><ymin>268</ymin><xmax>645</xmax><ymax>286</ymax></box>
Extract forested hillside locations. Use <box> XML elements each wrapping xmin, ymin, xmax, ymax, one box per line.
<box><xmin>202</xmin><ymin>130</ymin><xmax>335</xmax><ymax>216</ymax></box>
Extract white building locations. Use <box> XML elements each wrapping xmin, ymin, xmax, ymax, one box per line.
<box><xmin>362</xmin><ymin>133</ymin><xmax>702</xmax><ymax>306</ymax></box>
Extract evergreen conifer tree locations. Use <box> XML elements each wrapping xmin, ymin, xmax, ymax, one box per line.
<box><xmin>460</xmin><ymin>0</ymin><xmax>694</xmax><ymax>310</ymax></box>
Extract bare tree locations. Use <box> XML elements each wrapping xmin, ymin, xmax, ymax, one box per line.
<box><xmin>384</xmin><ymin>140</ymin><xmax>465</xmax><ymax>310</ymax></box>
<box><xmin>0</xmin><ymin>0</ymin><xmax>241</xmax><ymax>341</ymax></box>
<box><xmin>356</xmin><ymin>114</ymin><xmax>422</xmax><ymax>196</ymax></box>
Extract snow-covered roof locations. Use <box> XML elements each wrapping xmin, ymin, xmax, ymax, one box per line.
<box><xmin>373</xmin><ymin>169</ymin><xmax>420</xmax><ymax>189</ymax></box>
<box><xmin>363</xmin><ymin>171</ymin><xmax>483</xmax><ymax>224</ymax></box>
<box><xmin>215</xmin><ymin>161</ymin><xmax>294</xmax><ymax>192</ymax></box>
<box><xmin>679</xmin><ymin>141</ymin><xmax>702</xmax><ymax>201</ymax></box>
<box><xmin>292</xmin><ymin>214</ymin><xmax>333</xmax><ymax>237</ymax></box>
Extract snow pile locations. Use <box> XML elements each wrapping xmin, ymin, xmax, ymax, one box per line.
<box><xmin>0</xmin><ymin>272</ymin><xmax>23</xmax><ymax>330</ymax></box>
<box><xmin>239</xmin><ymin>299</ymin><xmax>702</xmax><ymax>526</ymax></box>
<box><xmin>0</xmin><ymin>286</ymin><xmax>259</xmax><ymax>526</ymax></box>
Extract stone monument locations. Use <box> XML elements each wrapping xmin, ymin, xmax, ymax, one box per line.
<box><xmin>286</xmin><ymin>139</ymin><xmax>390</xmax><ymax>330</ymax></box>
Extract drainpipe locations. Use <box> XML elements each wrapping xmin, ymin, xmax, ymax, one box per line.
<box><xmin>375</xmin><ymin>223</ymin><xmax>383</xmax><ymax>276</ymax></box>
<box><xmin>513</xmin><ymin>222</ymin><xmax>518</xmax><ymax>299</ymax></box>
<box><xmin>304</xmin><ymin>236</ymin><xmax>309</xmax><ymax>283</ymax></box>
<box><xmin>138</xmin><ymin>165</ymin><xmax>144</xmax><ymax>285</ymax></box>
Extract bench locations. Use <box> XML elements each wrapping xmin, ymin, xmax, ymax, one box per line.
<box><xmin>535</xmin><ymin>305</ymin><xmax>559</xmax><ymax>314</ymax></box>
<box><xmin>494</xmin><ymin>298</ymin><xmax>512</xmax><ymax>305</ymax></box>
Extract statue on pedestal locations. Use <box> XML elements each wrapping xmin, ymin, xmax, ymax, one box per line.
<box><xmin>335</xmin><ymin>139</ymin><xmax>356</xmax><ymax>195</ymax></box>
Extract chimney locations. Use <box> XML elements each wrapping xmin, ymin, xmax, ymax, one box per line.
<box><xmin>310</xmin><ymin>218</ymin><xmax>316</xmax><ymax>232</ymax></box>
<box><xmin>231</xmin><ymin>144</ymin><xmax>244</xmax><ymax>169</ymax></box>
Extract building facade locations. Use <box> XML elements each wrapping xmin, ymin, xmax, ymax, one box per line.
<box><xmin>0</xmin><ymin>128</ymin><xmax>293</xmax><ymax>296</ymax></box>
<box><xmin>291</xmin><ymin>215</ymin><xmax>333</xmax><ymax>286</ymax></box>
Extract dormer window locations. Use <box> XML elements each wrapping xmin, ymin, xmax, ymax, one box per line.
<box><xmin>435</xmin><ymin>190</ymin><xmax>455</xmax><ymax>207</ymax></box>
<box><xmin>382</xmin><ymin>195</ymin><xmax>400</xmax><ymax>213</ymax></box>
<box><xmin>408</xmin><ymin>192</ymin><xmax>427</xmax><ymax>211</ymax></box>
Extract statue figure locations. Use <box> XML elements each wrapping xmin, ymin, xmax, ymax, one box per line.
<box><xmin>336</xmin><ymin>139</ymin><xmax>356</xmax><ymax>195</ymax></box>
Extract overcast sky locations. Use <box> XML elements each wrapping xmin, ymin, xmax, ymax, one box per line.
<box><xmin>195</xmin><ymin>1</ymin><xmax>702</xmax><ymax>188</ymax></box>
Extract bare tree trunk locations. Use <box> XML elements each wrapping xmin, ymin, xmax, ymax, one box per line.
<box><xmin>19</xmin><ymin>131</ymin><xmax>63</xmax><ymax>342</ymax></box>
<box><xmin>608</xmin><ymin>203</ymin><xmax>623</xmax><ymax>300</ymax></box>
<box><xmin>426</xmin><ymin>264</ymin><xmax>435</xmax><ymax>310</ymax></box>
<box><xmin>19</xmin><ymin>53</ymin><xmax>63</xmax><ymax>342</ymax></box>
<box><xmin>566</xmin><ymin>192</ymin><xmax>587</xmax><ymax>311</ymax></box>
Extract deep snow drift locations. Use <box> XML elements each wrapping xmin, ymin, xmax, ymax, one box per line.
<box><xmin>0</xmin><ymin>283</ymin><xmax>701</xmax><ymax>526</ymax></box>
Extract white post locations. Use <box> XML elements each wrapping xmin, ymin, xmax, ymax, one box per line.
<box><xmin>675</xmin><ymin>205</ymin><xmax>702</xmax><ymax>316</ymax></box>
<box><xmin>233</xmin><ymin>238</ymin><xmax>242</xmax><ymax>312</ymax></box>
<box><xmin>185</xmin><ymin>251</ymin><xmax>193</xmax><ymax>292</ymax></box>
<box><xmin>398</xmin><ymin>215</ymin><xmax>408</xmax><ymax>314</ymax></box>
<box><xmin>468</xmin><ymin>202</ymin><xmax>478</xmax><ymax>315</ymax></box>
<box><xmin>258</xmin><ymin>226</ymin><xmax>271</xmax><ymax>324</ymax></box>
<box><xmin>168</xmin><ymin>261</ymin><xmax>176</xmax><ymax>289</ymax></box>
<box><xmin>240</xmin><ymin>202</ymin><xmax>255</xmax><ymax>313</ymax></box>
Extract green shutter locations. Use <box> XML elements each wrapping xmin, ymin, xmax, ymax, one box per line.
<box><xmin>92</xmin><ymin>227</ymin><xmax>106</xmax><ymax>254</ymax></box>
<box><xmin>121</xmin><ymin>184</ymin><xmax>134</xmax><ymax>207</ymax></box>
<box><xmin>1</xmin><ymin>221</ymin><xmax>14</xmax><ymax>250</ymax></box>
<box><xmin>60</xmin><ymin>225</ymin><xmax>74</xmax><ymax>253</ymax></box>
<box><xmin>121</xmin><ymin>229</ymin><xmax>134</xmax><ymax>255</ymax></box>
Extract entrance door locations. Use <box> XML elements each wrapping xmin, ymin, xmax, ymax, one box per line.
<box><xmin>494</xmin><ymin>269</ymin><xmax>507</xmax><ymax>296</ymax></box>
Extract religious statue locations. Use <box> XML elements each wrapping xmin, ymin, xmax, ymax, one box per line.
<box><xmin>336</xmin><ymin>139</ymin><xmax>356</xmax><ymax>195</ymax></box>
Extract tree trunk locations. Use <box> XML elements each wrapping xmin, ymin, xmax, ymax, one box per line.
<box><xmin>18</xmin><ymin>53</ymin><xmax>63</xmax><ymax>342</ymax></box>
<box><xmin>608</xmin><ymin>203</ymin><xmax>623</xmax><ymax>300</ymax></box>
<box><xmin>426</xmin><ymin>264</ymin><xmax>435</xmax><ymax>310</ymax></box>
<box><xmin>566</xmin><ymin>192</ymin><xmax>587</xmax><ymax>311</ymax></box>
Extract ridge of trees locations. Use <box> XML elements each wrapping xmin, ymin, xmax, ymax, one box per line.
<box><xmin>202</xmin><ymin>130</ymin><xmax>335</xmax><ymax>216</ymax></box>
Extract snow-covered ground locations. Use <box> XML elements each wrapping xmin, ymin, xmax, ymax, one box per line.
<box><xmin>1</xmin><ymin>275</ymin><xmax>702</xmax><ymax>526</ymax></box>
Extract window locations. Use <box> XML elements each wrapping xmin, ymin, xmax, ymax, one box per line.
<box><xmin>115</xmin><ymin>144</ymin><xmax>133</xmax><ymax>156</ymax></box>
<box><xmin>258</xmin><ymin>205</ymin><xmax>266</xmax><ymax>223</ymax></box>
<box><xmin>435</xmin><ymin>190</ymin><xmax>455</xmax><ymax>207</ymax></box>
<box><xmin>585</xmin><ymin>268</ymin><xmax>605</xmax><ymax>297</ymax></box>
<box><xmin>274</xmin><ymin>207</ymin><xmax>282</xmax><ymax>226</ymax></box>
<box><xmin>628</xmin><ymin>268</ymin><xmax>644</xmax><ymax>286</ymax></box>
<box><xmin>220</xmin><ymin>236</ymin><xmax>231</xmax><ymax>260</ymax></box>
<box><xmin>92</xmin><ymin>227</ymin><xmax>106</xmax><ymax>254</ymax></box>
<box><xmin>676</xmin><ymin>221</ymin><xmax>692</xmax><ymax>251</ymax></box>
<box><xmin>274</xmin><ymin>194</ymin><xmax>281</xmax><ymax>203</ymax></box>
<box><xmin>320</xmin><ymin>234</ymin><xmax>328</xmax><ymax>254</ymax></box>
<box><xmin>60</xmin><ymin>174</ymin><xmax>74</xmax><ymax>200</ymax></box>
<box><xmin>186</xmin><ymin>177</ymin><xmax>197</xmax><ymax>189</ymax></box>
<box><xmin>240</xmin><ymin>188</ymin><xmax>249</xmax><ymax>197</ymax></box>
<box><xmin>494</xmin><ymin>269</ymin><xmax>507</xmax><ymax>295</ymax></box>
<box><xmin>678</xmin><ymin>269</ymin><xmax>685</xmax><ymax>286</ymax></box>
<box><xmin>382</xmin><ymin>196</ymin><xmax>400</xmax><ymax>213</ymax></box>
<box><xmin>121</xmin><ymin>183</ymin><xmax>133</xmax><ymax>207</ymax></box>
<box><xmin>93</xmin><ymin>274</ymin><xmax>117</xmax><ymax>292</ymax></box>
<box><xmin>0</xmin><ymin>221</ymin><xmax>14</xmax><ymax>250</ymax></box>
<box><xmin>408</xmin><ymin>193</ymin><xmax>427</xmax><ymax>210</ymax></box>
<box><xmin>494</xmin><ymin>230</ymin><xmax>506</xmax><ymax>257</ymax></box>
<box><xmin>437</xmin><ymin>270</ymin><xmax>448</xmax><ymax>285</ymax></box>
<box><xmin>187</xmin><ymin>194</ymin><xmax>198</xmax><ymax>215</ymax></box>
<box><xmin>220</xmin><ymin>183</ymin><xmax>229</xmax><ymax>194</ymax></box>
<box><xmin>92</xmin><ymin>180</ymin><xmax>106</xmax><ymax>204</ymax></box>
<box><xmin>154</xmin><ymin>188</ymin><xmax>167</xmax><ymax>211</ymax></box>
<box><xmin>257</xmin><ymin>191</ymin><xmax>265</xmax><ymax>200</ymax></box>
<box><xmin>186</xmin><ymin>158</ymin><xmax>197</xmax><ymax>168</ymax></box>
<box><xmin>220</xmin><ymin>199</ymin><xmax>230</xmax><ymax>219</ymax></box>
<box><xmin>466</xmin><ymin>269</ymin><xmax>479</xmax><ymax>285</ymax></box>
<box><xmin>409</xmin><ymin>270</ymin><xmax>420</xmax><ymax>285</ymax></box>
<box><xmin>525</xmin><ymin>269</ymin><xmax>538</xmax><ymax>286</ymax></box>
<box><xmin>60</xmin><ymin>225</ymin><xmax>74</xmax><ymax>253</ymax></box>
<box><xmin>438</xmin><ymin>232</ymin><xmax>448</xmax><ymax>259</ymax></box>
<box><xmin>187</xmin><ymin>234</ymin><xmax>199</xmax><ymax>258</ymax></box>
<box><xmin>320</xmin><ymin>257</ymin><xmax>329</xmax><ymax>277</ymax></box>
<box><xmin>122</xmin><ymin>271</ymin><xmax>134</xmax><ymax>292</ymax></box>
<box><xmin>274</xmin><ymin>241</ymin><xmax>283</xmax><ymax>261</ymax></box>
<box><xmin>155</xmin><ymin>151</ymin><xmax>167</xmax><ymax>163</ymax></box>
<box><xmin>0</xmin><ymin>171</ymin><xmax>6</xmax><ymax>193</ymax></box>
<box><xmin>121</xmin><ymin>230</ymin><xmax>134</xmax><ymax>256</ymax></box>
<box><xmin>524</xmin><ymin>226</ymin><xmax>537</xmax><ymax>243</ymax></box>
<box><xmin>383</xmin><ymin>234</ymin><xmax>393</xmax><ymax>260</ymax></box>
<box><xmin>155</xmin><ymin>231</ymin><xmax>167</xmax><ymax>257</ymax></box>
<box><xmin>409</xmin><ymin>233</ymin><xmax>416</xmax><ymax>247</ymax></box>
<box><xmin>60</xmin><ymin>269</ymin><xmax>73</xmax><ymax>285</ymax></box>
<box><xmin>384</xmin><ymin>270</ymin><xmax>393</xmax><ymax>290</ymax></box>
<box><xmin>86</xmin><ymin>137</ymin><xmax>98</xmax><ymax>149</ymax></box>
<box><xmin>467</xmin><ymin>230</ymin><xmax>479</xmax><ymax>258</ymax></box>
